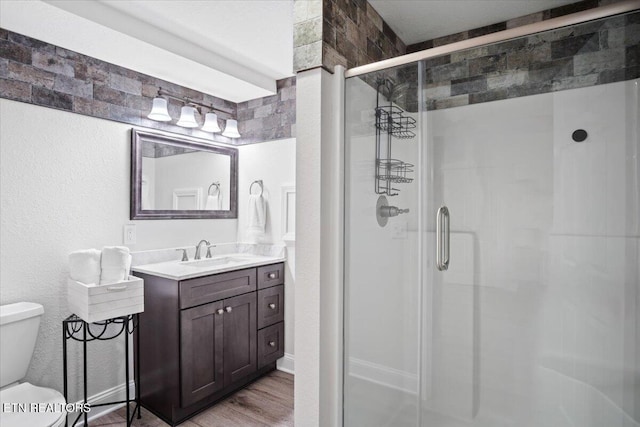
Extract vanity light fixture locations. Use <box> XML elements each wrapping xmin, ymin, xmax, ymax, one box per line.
<box><xmin>201</xmin><ymin>112</ymin><xmax>222</xmax><ymax>133</ymax></box>
<box><xmin>176</xmin><ymin>105</ymin><xmax>198</xmax><ymax>128</ymax></box>
<box><xmin>222</xmin><ymin>119</ymin><xmax>240</xmax><ymax>138</ymax></box>
<box><xmin>147</xmin><ymin>88</ymin><xmax>240</xmax><ymax>137</ymax></box>
<box><xmin>147</xmin><ymin>97</ymin><xmax>172</xmax><ymax>122</ymax></box>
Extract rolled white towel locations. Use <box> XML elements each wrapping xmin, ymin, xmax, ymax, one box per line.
<box><xmin>69</xmin><ymin>249</ymin><xmax>102</xmax><ymax>285</ymax></box>
<box><xmin>100</xmin><ymin>246</ymin><xmax>132</xmax><ymax>285</ymax></box>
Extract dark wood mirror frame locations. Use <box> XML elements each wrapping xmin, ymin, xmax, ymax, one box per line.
<box><xmin>130</xmin><ymin>129</ymin><xmax>238</xmax><ymax>220</ymax></box>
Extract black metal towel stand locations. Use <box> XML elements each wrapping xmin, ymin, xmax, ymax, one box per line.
<box><xmin>62</xmin><ymin>314</ymin><xmax>141</xmax><ymax>426</ymax></box>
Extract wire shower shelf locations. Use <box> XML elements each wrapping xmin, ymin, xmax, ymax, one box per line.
<box><xmin>375</xmin><ymin>105</ymin><xmax>417</xmax><ymax>139</ymax></box>
<box><xmin>375</xmin><ymin>77</ymin><xmax>416</xmax><ymax>196</ymax></box>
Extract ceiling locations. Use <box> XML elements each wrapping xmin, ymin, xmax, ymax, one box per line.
<box><xmin>1</xmin><ymin>1</ymin><xmax>584</xmax><ymax>102</ymax></box>
<box><xmin>0</xmin><ymin>0</ymin><xmax>294</xmax><ymax>103</ymax></box>
<box><xmin>370</xmin><ymin>0</ymin><xmax>578</xmax><ymax>45</ymax></box>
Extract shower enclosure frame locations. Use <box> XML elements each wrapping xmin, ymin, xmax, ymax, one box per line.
<box><xmin>342</xmin><ymin>0</ymin><xmax>640</xmax><ymax>425</ymax></box>
<box><xmin>345</xmin><ymin>0</ymin><xmax>640</xmax><ymax>79</ymax></box>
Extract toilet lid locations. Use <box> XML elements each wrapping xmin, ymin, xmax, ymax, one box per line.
<box><xmin>0</xmin><ymin>382</ymin><xmax>66</xmax><ymax>427</ymax></box>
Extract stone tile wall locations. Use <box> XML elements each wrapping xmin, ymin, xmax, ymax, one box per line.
<box><xmin>322</xmin><ymin>0</ymin><xmax>405</xmax><ymax>70</ymax></box>
<box><xmin>293</xmin><ymin>0</ymin><xmax>323</xmax><ymax>72</ymax></box>
<box><xmin>293</xmin><ymin>0</ymin><xmax>406</xmax><ymax>72</ymax></box>
<box><xmin>365</xmin><ymin>1</ymin><xmax>638</xmax><ymax>112</ymax></box>
<box><xmin>0</xmin><ymin>29</ymin><xmax>295</xmax><ymax>145</ymax></box>
<box><xmin>421</xmin><ymin>11</ymin><xmax>639</xmax><ymax>111</ymax></box>
<box><xmin>236</xmin><ymin>76</ymin><xmax>296</xmax><ymax>145</ymax></box>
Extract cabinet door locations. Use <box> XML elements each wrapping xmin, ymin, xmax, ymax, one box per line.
<box><xmin>180</xmin><ymin>301</ymin><xmax>224</xmax><ymax>407</ymax></box>
<box><xmin>223</xmin><ymin>293</ymin><xmax>257</xmax><ymax>386</ymax></box>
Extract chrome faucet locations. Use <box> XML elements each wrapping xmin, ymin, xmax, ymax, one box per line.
<box><xmin>194</xmin><ymin>240</ymin><xmax>215</xmax><ymax>260</ymax></box>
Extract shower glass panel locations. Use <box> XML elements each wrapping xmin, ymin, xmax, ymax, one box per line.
<box><xmin>344</xmin><ymin>62</ymin><xmax>422</xmax><ymax>427</ymax></box>
<box><xmin>344</xmin><ymin>10</ymin><xmax>639</xmax><ymax>427</ymax></box>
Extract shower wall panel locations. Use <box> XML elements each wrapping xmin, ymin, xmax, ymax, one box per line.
<box><xmin>423</xmin><ymin>79</ymin><xmax>639</xmax><ymax>426</ymax></box>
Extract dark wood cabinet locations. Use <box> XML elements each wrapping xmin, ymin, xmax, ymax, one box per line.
<box><xmin>180</xmin><ymin>301</ymin><xmax>224</xmax><ymax>407</ymax></box>
<box><xmin>134</xmin><ymin>263</ymin><xmax>285</xmax><ymax>426</ymax></box>
<box><xmin>222</xmin><ymin>292</ymin><xmax>257</xmax><ymax>385</ymax></box>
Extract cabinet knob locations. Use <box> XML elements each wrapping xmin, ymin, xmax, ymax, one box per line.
<box><xmin>268</xmin><ymin>303</ymin><xmax>276</xmax><ymax>310</ymax></box>
<box><xmin>216</xmin><ymin>309</ymin><xmax>224</xmax><ymax>315</ymax></box>
<box><xmin>268</xmin><ymin>272</ymin><xmax>277</xmax><ymax>279</ymax></box>
<box><xmin>268</xmin><ymin>341</ymin><xmax>276</xmax><ymax>347</ymax></box>
<box><xmin>225</xmin><ymin>306</ymin><xmax>232</xmax><ymax>313</ymax></box>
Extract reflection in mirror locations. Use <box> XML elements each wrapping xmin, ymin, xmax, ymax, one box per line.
<box><xmin>141</xmin><ymin>141</ymin><xmax>231</xmax><ymax>210</ymax></box>
<box><xmin>131</xmin><ymin>129</ymin><xmax>237</xmax><ymax>219</ymax></box>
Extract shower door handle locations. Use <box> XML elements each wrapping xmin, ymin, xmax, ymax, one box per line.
<box><xmin>436</xmin><ymin>206</ymin><xmax>450</xmax><ymax>271</ymax></box>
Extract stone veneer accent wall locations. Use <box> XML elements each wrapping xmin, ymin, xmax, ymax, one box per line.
<box><xmin>293</xmin><ymin>0</ymin><xmax>405</xmax><ymax>72</ymax></box>
<box><xmin>322</xmin><ymin>0</ymin><xmax>405</xmax><ymax>70</ymax></box>
<box><xmin>0</xmin><ymin>28</ymin><xmax>295</xmax><ymax>145</ymax></box>
<box><xmin>419</xmin><ymin>10</ymin><xmax>639</xmax><ymax>111</ymax></box>
<box><xmin>236</xmin><ymin>77</ymin><xmax>296</xmax><ymax>144</ymax></box>
<box><xmin>363</xmin><ymin>2</ymin><xmax>639</xmax><ymax>112</ymax></box>
<box><xmin>293</xmin><ymin>0</ymin><xmax>323</xmax><ymax>72</ymax></box>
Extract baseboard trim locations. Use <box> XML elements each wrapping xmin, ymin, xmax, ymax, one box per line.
<box><xmin>277</xmin><ymin>352</ymin><xmax>295</xmax><ymax>374</ymax></box>
<box><xmin>348</xmin><ymin>357</ymin><xmax>417</xmax><ymax>394</ymax></box>
<box><xmin>67</xmin><ymin>380</ymin><xmax>135</xmax><ymax>426</ymax></box>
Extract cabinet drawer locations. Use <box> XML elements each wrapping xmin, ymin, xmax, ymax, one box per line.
<box><xmin>257</xmin><ymin>285</ymin><xmax>284</xmax><ymax>329</ymax></box>
<box><xmin>180</xmin><ymin>268</ymin><xmax>256</xmax><ymax>309</ymax></box>
<box><xmin>257</xmin><ymin>322</ymin><xmax>284</xmax><ymax>369</ymax></box>
<box><xmin>257</xmin><ymin>263</ymin><xmax>284</xmax><ymax>290</ymax></box>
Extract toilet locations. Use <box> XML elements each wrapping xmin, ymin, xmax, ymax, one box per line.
<box><xmin>0</xmin><ymin>302</ymin><xmax>66</xmax><ymax>427</ymax></box>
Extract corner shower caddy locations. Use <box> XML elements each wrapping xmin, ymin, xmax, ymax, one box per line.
<box><xmin>375</xmin><ymin>78</ymin><xmax>416</xmax><ymax>196</ymax></box>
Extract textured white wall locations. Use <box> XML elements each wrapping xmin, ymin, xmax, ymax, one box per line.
<box><xmin>0</xmin><ymin>99</ymin><xmax>238</xmax><ymax>400</ymax></box>
<box><xmin>238</xmin><ymin>138</ymin><xmax>296</xmax><ymax>358</ymax></box>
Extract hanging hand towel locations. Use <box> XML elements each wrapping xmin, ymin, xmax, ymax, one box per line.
<box><xmin>69</xmin><ymin>249</ymin><xmax>102</xmax><ymax>285</ymax></box>
<box><xmin>100</xmin><ymin>246</ymin><xmax>132</xmax><ymax>285</ymax></box>
<box><xmin>247</xmin><ymin>194</ymin><xmax>266</xmax><ymax>242</ymax></box>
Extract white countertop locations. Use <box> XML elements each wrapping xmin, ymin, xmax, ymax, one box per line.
<box><xmin>131</xmin><ymin>253</ymin><xmax>286</xmax><ymax>281</ymax></box>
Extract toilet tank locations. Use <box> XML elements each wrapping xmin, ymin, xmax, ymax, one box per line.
<box><xmin>0</xmin><ymin>302</ymin><xmax>44</xmax><ymax>388</ymax></box>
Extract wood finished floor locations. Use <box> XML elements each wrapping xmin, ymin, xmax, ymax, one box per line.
<box><xmin>90</xmin><ymin>370</ymin><xmax>294</xmax><ymax>427</ymax></box>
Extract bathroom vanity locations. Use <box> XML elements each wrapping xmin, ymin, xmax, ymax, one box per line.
<box><xmin>132</xmin><ymin>256</ymin><xmax>285</xmax><ymax>425</ymax></box>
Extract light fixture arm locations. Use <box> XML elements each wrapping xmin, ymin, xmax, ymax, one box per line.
<box><xmin>156</xmin><ymin>88</ymin><xmax>234</xmax><ymax>117</ymax></box>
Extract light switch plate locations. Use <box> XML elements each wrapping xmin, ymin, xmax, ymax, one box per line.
<box><xmin>123</xmin><ymin>224</ymin><xmax>136</xmax><ymax>245</ymax></box>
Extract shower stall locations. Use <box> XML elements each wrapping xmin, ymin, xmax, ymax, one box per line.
<box><xmin>343</xmin><ymin>5</ymin><xmax>640</xmax><ymax>427</ymax></box>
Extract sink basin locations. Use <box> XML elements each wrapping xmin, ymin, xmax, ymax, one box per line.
<box><xmin>181</xmin><ymin>257</ymin><xmax>235</xmax><ymax>268</ymax></box>
<box><xmin>132</xmin><ymin>251</ymin><xmax>285</xmax><ymax>280</ymax></box>
<box><xmin>181</xmin><ymin>255</ymin><xmax>257</xmax><ymax>268</ymax></box>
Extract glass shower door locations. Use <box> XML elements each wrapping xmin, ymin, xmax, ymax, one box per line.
<box><xmin>421</xmin><ymin>58</ymin><xmax>639</xmax><ymax>427</ymax></box>
<box><xmin>343</xmin><ymin>62</ymin><xmax>423</xmax><ymax>427</ymax></box>
<box><xmin>344</xmin><ymin>12</ymin><xmax>639</xmax><ymax>427</ymax></box>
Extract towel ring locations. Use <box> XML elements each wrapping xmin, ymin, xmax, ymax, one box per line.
<box><xmin>249</xmin><ymin>180</ymin><xmax>263</xmax><ymax>196</ymax></box>
<box><xmin>208</xmin><ymin>182</ymin><xmax>221</xmax><ymax>196</ymax></box>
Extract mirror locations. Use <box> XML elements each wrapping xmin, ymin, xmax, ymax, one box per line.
<box><xmin>131</xmin><ymin>129</ymin><xmax>237</xmax><ymax>219</ymax></box>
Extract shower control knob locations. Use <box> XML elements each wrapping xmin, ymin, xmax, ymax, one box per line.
<box><xmin>379</xmin><ymin>205</ymin><xmax>410</xmax><ymax>218</ymax></box>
